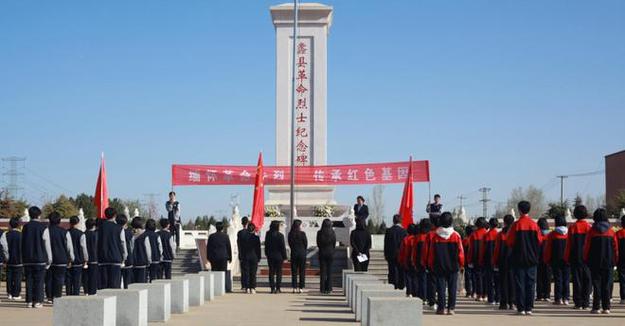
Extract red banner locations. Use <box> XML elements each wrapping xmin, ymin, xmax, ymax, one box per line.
<box><xmin>172</xmin><ymin>160</ymin><xmax>430</xmax><ymax>186</ymax></box>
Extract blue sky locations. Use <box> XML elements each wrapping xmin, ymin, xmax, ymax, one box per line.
<box><xmin>1</xmin><ymin>1</ymin><xmax>623</xmax><ymax>222</ymax></box>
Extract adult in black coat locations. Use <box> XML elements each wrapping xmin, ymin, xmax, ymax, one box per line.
<box><xmin>264</xmin><ymin>220</ymin><xmax>287</xmax><ymax>293</ymax></box>
<box><xmin>350</xmin><ymin>217</ymin><xmax>372</xmax><ymax>272</ymax></box>
<box><xmin>239</xmin><ymin>223</ymin><xmax>260</xmax><ymax>293</ymax></box>
<box><xmin>384</xmin><ymin>214</ymin><xmax>407</xmax><ymax>289</ymax></box>
<box><xmin>354</xmin><ymin>196</ymin><xmax>369</xmax><ymax>221</ymax></box>
<box><xmin>317</xmin><ymin>219</ymin><xmax>336</xmax><ymax>294</ymax></box>
<box><xmin>236</xmin><ymin>216</ymin><xmax>250</xmax><ymax>290</ymax></box>
<box><xmin>288</xmin><ymin>219</ymin><xmax>308</xmax><ymax>292</ymax></box>
<box><xmin>206</xmin><ymin>222</ymin><xmax>232</xmax><ymax>272</ymax></box>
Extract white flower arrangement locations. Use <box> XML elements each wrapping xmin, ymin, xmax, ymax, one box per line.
<box><xmin>265</xmin><ymin>206</ymin><xmax>283</xmax><ymax>217</ymax></box>
<box><xmin>313</xmin><ymin>204</ymin><xmax>334</xmax><ymax>218</ymax></box>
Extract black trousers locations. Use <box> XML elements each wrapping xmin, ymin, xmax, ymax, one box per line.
<box><xmin>552</xmin><ymin>264</ymin><xmax>570</xmax><ymax>301</ymax></box>
<box><xmin>405</xmin><ymin>267</ymin><xmax>418</xmax><ymax>297</ymax></box>
<box><xmin>571</xmin><ymin>264</ymin><xmax>592</xmax><ymax>308</ymax></box>
<box><xmin>513</xmin><ymin>266</ymin><xmax>537</xmax><ymax>312</ymax></box>
<box><xmin>290</xmin><ymin>255</ymin><xmax>306</xmax><ymax>289</ymax></box>
<box><xmin>239</xmin><ymin>259</ymin><xmax>247</xmax><ymax>289</ymax></box>
<box><xmin>122</xmin><ymin>267</ymin><xmax>133</xmax><ymax>288</ymax></box>
<box><xmin>618</xmin><ymin>267</ymin><xmax>625</xmax><ymax>300</ymax></box>
<box><xmin>172</xmin><ymin>223</ymin><xmax>180</xmax><ymax>249</ymax></box>
<box><xmin>6</xmin><ymin>265</ymin><xmax>23</xmax><ymax>298</ymax></box>
<box><xmin>435</xmin><ymin>272</ymin><xmax>458</xmax><ymax>311</ymax></box>
<box><xmin>160</xmin><ymin>262</ymin><xmax>172</xmax><ymax>279</ymax></box>
<box><xmin>498</xmin><ymin>267</ymin><xmax>515</xmax><ymax>309</ymax></box>
<box><xmin>133</xmin><ymin>267</ymin><xmax>148</xmax><ymax>283</ymax></box>
<box><xmin>427</xmin><ymin>270</ymin><xmax>436</xmax><ymax>306</ymax></box>
<box><xmin>536</xmin><ymin>262</ymin><xmax>551</xmax><ymax>300</ymax></box>
<box><xmin>46</xmin><ymin>266</ymin><xmax>66</xmax><ymax>300</ymax></box>
<box><xmin>352</xmin><ymin>258</ymin><xmax>369</xmax><ymax>272</ymax></box>
<box><xmin>149</xmin><ymin>263</ymin><xmax>161</xmax><ymax>282</ymax></box>
<box><xmin>319</xmin><ymin>256</ymin><xmax>333</xmax><ymax>293</ymax></box>
<box><xmin>416</xmin><ymin>269</ymin><xmax>427</xmax><ymax>300</ymax></box>
<box><xmin>464</xmin><ymin>267</ymin><xmax>474</xmax><ymax>296</ymax></box>
<box><xmin>386</xmin><ymin>260</ymin><xmax>404</xmax><ymax>289</ymax></box>
<box><xmin>100</xmin><ymin>265</ymin><xmax>122</xmax><ymax>289</ymax></box>
<box><xmin>268</xmin><ymin>258</ymin><xmax>283</xmax><ymax>291</ymax></box>
<box><xmin>473</xmin><ymin>266</ymin><xmax>485</xmax><ymax>297</ymax></box>
<box><xmin>66</xmin><ymin>266</ymin><xmax>83</xmax><ymax>295</ymax></box>
<box><xmin>241</xmin><ymin>260</ymin><xmax>258</xmax><ymax>289</ymax></box>
<box><xmin>24</xmin><ymin>265</ymin><xmax>46</xmax><ymax>304</ymax></box>
<box><xmin>84</xmin><ymin>264</ymin><xmax>98</xmax><ymax>295</ymax></box>
<box><xmin>484</xmin><ymin>266</ymin><xmax>497</xmax><ymax>303</ymax></box>
<box><xmin>210</xmin><ymin>259</ymin><xmax>228</xmax><ymax>272</ymax></box>
<box><xmin>591</xmin><ymin>268</ymin><xmax>613</xmax><ymax>311</ymax></box>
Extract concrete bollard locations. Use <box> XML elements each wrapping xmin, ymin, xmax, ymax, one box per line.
<box><xmin>185</xmin><ymin>273</ymin><xmax>205</xmax><ymax>306</ymax></box>
<box><xmin>354</xmin><ymin>283</ymin><xmax>395</xmax><ymax>319</ymax></box>
<box><xmin>366</xmin><ymin>297</ymin><xmax>422</xmax><ymax>326</ymax></box>
<box><xmin>129</xmin><ymin>282</ymin><xmax>171</xmax><ymax>322</ymax></box>
<box><xmin>342</xmin><ymin>270</ymin><xmax>367</xmax><ymax>295</ymax></box>
<box><xmin>198</xmin><ymin>271</ymin><xmax>215</xmax><ymax>301</ymax></box>
<box><xmin>359</xmin><ymin>289</ymin><xmax>404</xmax><ymax>324</ymax></box>
<box><xmin>349</xmin><ymin>277</ymin><xmax>381</xmax><ymax>310</ymax></box>
<box><xmin>98</xmin><ymin>289</ymin><xmax>148</xmax><ymax>326</ymax></box>
<box><xmin>345</xmin><ymin>274</ymin><xmax>377</xmax><ymax>302</ymax></box>
<box><xmin>154</xmin><ymin>278</ymin><xmax>189</xmax><ymax>314</ymax></box>
<box><xmin>210</xmin><ymin>271</ymin><xmax>226</xmax><ymax>296</ymax></box>
<box><xmin>53</xmin><ymin>295</ymin><xmax>116</xmax><ymax>326</ymax></box>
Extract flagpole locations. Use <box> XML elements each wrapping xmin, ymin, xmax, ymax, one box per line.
<box><xmin>289</xmin><ymin>0</ymin><xmax>299</xmax><ymax>231</ymax></box>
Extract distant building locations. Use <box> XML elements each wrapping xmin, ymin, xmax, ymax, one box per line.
<box><xmin>606</xmin><ymin>150</ymin><xmax>625</xmax><ymax>208</ymax></box>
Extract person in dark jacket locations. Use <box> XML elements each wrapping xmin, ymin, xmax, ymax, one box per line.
<box><xmin>426</xmin><ymin>194</ymin><xmax>443</xmax><ymax>220</ymax></box>
<box><xmin>506</xmin><ymin>200</ymin><xmax>542</xmax><ymax>315</ymax></box>
<box><xmin>384</xmin><ymin>214</ymin><xmax>407</xmax><ymax>288</ymax></box>
<box><xmin>265</xmin><ymin>220</ymin><xmax>287</xmax><ymax>293</ymax></box>
<box><xmin>66</xmin><ymin>216</ymin><xmax>88</xmax><ymax>295</ymax></box>
<box><xmin>414</xmin><ymin>218</ymin><xmax>431</xmax><ymax>301</ymax></box>
<box><xmin>6</xmin><ymin>217</ymin><xmax>23</xmax><ymax>300</ymax></box>
<box><xmin>354</xmin><ymin>196</ymin><xmax>369</xmax><ymax>221</ymax></box>
<box><xmin>544</xmin><ymin>215</ymin><xmax>570</xmax><ymax>305</ymax></box>
<box><xmin>617</xmin><ymin>215</ymin><xmax>625</xmax><ymax>304</ymax></box>
<box><xmin>481</xmin><ymin>218</ymin><xmax>499</xmax><ymax>304</ymax></box>
<box><xmin>236</xmin><ymin>216</ymin><xmax>250</xmax><ymax>291</ymax></box>
<box><xmin>493</xmin><ymin>214</ymin><xmax>514</xmax><ymax>310</ymax></box>
<box><xmin>398</xmin><ymin>223</ymin><xmax>418</xmax><ymax>297</ymax></box>
<box><xmin>131</xmin><ymin>217</ymin><xmax>151</xmax><ymax>284</ymax></box>
<box><xmin>21</xmin><ymin>206</ymin><xmax>51</xmax><ymax>308</ymax></box>
<box><xmin>206</xmin><ymin>222</ymin><xmax>232</xmax><ymax>272</ymax></box>
<box><xmin>240</xmin><ymin>223</ymin><xmax>260</xmax><ymax>294</ymax></box>
<box><xmin>97</xmin><ymin>207</ymin><xmax>127</xmax><ymax>289</ymax></box>
<box><xmin>462</xmin><ymin>225</ymin><xmax>475</xmax><ymax>298</ymax></box>
<box><xmin>0</xmin><ymin>225</ymin><xmax>7</xmax><ymax>280</ymax></box>
<box><xmin>351</xmin><ymin>217</ymin><xmax>372</xmax><ymax>272</ymax></box>
<box><xmin>536</xmin><ymin>217</ymin><xmax>551</xmax><ymax>302</ymax></box>
<box><xmin>83</xmin><ymin>218</ymin><xmax>99</xmax><ymax>295</ymax></box>
<box><xmin>565</xmin><ymin>205</ymin><xmax>592</xmax><ymax>310</ymax></box>
<box><xmin>316</xmin><ymin>218</ymin><xmax>336</xmax><ymax>294</ymax></box>
<box><xmin>583</xmin><ymin>208</ymin><xmax>618</xmax><ymax>314</ymax></box>
<box><xmin>467</xmin><ymin>217</ymin><xmax>487</xmax><ymax>301</ymax></box>
<box><xmin>116</xmin><ymin>214</ymin><xmax>134</xmax><ymax>288</ymax></box>
<box><xmin>145</xmin><ymin>218</ymin><xmax>162</xmax><ymax>282</ymax></box>
<box><xmin>158</xmin><ymin>218</ymin><xmax>176</xmax><ymax>279</ymax></box>
<box><xmin>288</xmin><ymin>219</ymin><xmax>308</xmax><ymax>293</ymax></box>
<box><xmin>45</xmin><ymin>211</ymin><xmax>74</xmax><ymax>301</ymax></box>
<box><xmin>427</xmin><ymin>212</ymin><xmax>464</xmax><ymax>315</ymax></box>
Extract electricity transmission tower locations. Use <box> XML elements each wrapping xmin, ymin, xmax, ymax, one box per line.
<box><xmin>479</xmin><ymin>187</ymin><xmax>491</xmax><ymax>218</ymax></box>
<box><xmin>2</xmin><ymin>156</ymin><xmax>26</xmax><ymax>198</ymax></box>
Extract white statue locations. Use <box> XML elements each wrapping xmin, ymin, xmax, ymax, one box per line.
<box><xmin>77</xmin><ymin>208</ymin><xmax>86</xmax><ymax>231</ymax></box>
<box><xmin>565</xmin><ymin>207</ymin><xmax>573</xmax><ymax>223</ymax></box>
<box><xmin>133</xmin><ymin>208</ymin><xmax>139</xmax><ymax>218</ymax></box>
<box><xmin>227</xmin><ymin>197</ymin><xmax>242</xmax><ymax>277</ymax></box>
<box><xmin>620</xmin><ymin>208</ymin><xmax>625</xmax><ymax>218</ymax></box>
<box><xmin>123</xmin><ymin>206</ymin><xmax>130</xmax><ymax>218</ymax></box>
<box><xmin>509</xmin><ymin>208</ymin><xmax>516</xmax><ymax>219</ymax></box>
<box><xmin>458</xmin><ymin>206</ymin><xmax>468</xmax><ymax>224</ymax></box>
<box><xmin>21</xmin><ymin>208</ymin><xmax>30</xmax><ymax>223</ymax></box>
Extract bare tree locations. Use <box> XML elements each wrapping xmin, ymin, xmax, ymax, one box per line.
<box><xmin>503</xmin><ymin>186</ymin><xmax>548</xmax><ymax>218</ymax></box>
<box><xmin>367</xmin><ymin>185</ymin><xmax>385</xmax><ymax>226</ymax></box>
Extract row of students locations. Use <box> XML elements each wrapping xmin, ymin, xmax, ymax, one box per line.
<box><xmin>0</xmin><ymin>206</ymin><xmax>176</xmax><ymax>307</ymax></box>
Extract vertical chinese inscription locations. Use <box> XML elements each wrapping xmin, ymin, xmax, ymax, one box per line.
<box><xmin>294</xmin><ymin>38</ymin><xmax>312</xmax><ymax>166</ymax></box>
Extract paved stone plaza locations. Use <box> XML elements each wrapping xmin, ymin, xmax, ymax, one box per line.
<box><xmin>2</xmin><ymin>287</ymin><xmax>625</xmax><ymax>325</ymax></box>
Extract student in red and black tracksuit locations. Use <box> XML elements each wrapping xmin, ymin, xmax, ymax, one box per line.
<box><xmin>506</xmin><ymin>201</ymin><xmax>542</xmax><ymax>315</ymax></box>
<box><xmin>6</xmin><ymin>217</ymin><xmax>23</xmax><ymax>300</ymax></box>
<box><xmin>481</xmin><ymin>218</ymin><xmax>499</xmax><ymax>304</ymax></box>
<box><xmin>493</xmin><ymin>214</ymin><xmax>515</xmax><ymax>310</ymax></box>
<box><xmin>463</xmin><ymin>225</ymin><xmax>475</xmax><ymax>298</ymax></box>
<box><xmin>45</xmin><ymin>211</ymin><xmax>75</xmax><ymax>301</ymax></box>
<box><xmin>159</xmin><ymin>218</ymin><xmax>177</xmax><ymax>280</ymax></box>
<box><xmin>565</xmin><ymin>205</ymin><xmax>592</xmax><ymax>309</ymax></box>
<box><xmin>21</xmin><ymin>206</ymin><xmax>52</xmax><ymax>308</ymax></box>
<box><xmin>66</xmin><ymin>216</ymin><xmax>88</xmax><ymax>296</ymax></box>
<box><xmin>116</xmin><ymin>215</ymin><xmax>134</xmax><ymax>288</ymax></box>
<box><xmin>131</xmin><ymin>217</ymin><xmax>152</xmax><ymax>284</ymax></box>
<box><xmin>97</xmin><ymin>208</ymin><xmax>128</xmax><ymax>289</ymax></box>
<box><xmin>427</xmin><ymin>212</ymin><xmax>464</xmax><ymax>315</ymax></box>
<box><xmin>421</xmin><ymin>217</ymin><xmax>439</xmax><ymax>309</ymax></box>
<box><xmin>617</xmin><ymin>216</ymin><xmax>625</xmax><ymax>304</ymax></box>
<box><xmin>414</xmin><ymin>218</ymin><xmax>431</xmax><ymax>301</ymax></box>
<box><xmin>83</xmin><ymin>218</ymin><xmax>99</xmax><ymax>295</ymax></box>
<box><xmin>583</xmin><ymin>208</ymin><xmax>618</xmax><ymax>314</ymax></box>
<box><xmin>544</xmin><ymin>215</ymin><xmax>570</xmax><ymax>305</ymax></box>
<box><xmin>398</xmin><ymin>223</ymin><xmax>418</xmax><ymax>297</ymax></box>
<box><xmin>467</xmin><ymin>217</ymin><xmax>487</xmax><ymax>301</ymax></box>
<box><xmin>536</xmin><ymin>217</ymin><xmax>551</xmax><ymax>301</ymax></box>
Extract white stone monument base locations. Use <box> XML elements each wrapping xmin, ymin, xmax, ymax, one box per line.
<box><xmin>185</xmin><ymin>273</ymin><xmax>205</xmax><ymax>306</ymax></box>
<box><xmin>366</xmin><ymin>297</ymin><xmax>422</xmax><ymax>326</ymax></box>
<box><xmin>53</xmin><ymin>296</ymin><xmax>116</xmax><ymax>326</ymax></box>
<box><xmin>199</xmin><ymin>271</ymin><xmax>215</xmax><ymax>301</ymax></box>
<box><xmin>360</xmin><ymin>290</ymin><xmax>405</xmax><ymax>325</ymax></box>
<box><xmin>98</xmin><ymin>289</ymin><xmax>148</xmax><ymax>326</ymax></box>
<box><xmin>210</xmin><ymin>271</ymin><xmax>226</xmax><ymax>296</ymax></box>
<box><xmin>350</xmin><ymin>278</ymin><xmax>383</xmax><ymax>311</ymax></box>
<box><xmin>129</xmin><ymin>282</ymin><xmax>171</xmax><ymax>322</ymax></box>
<box><xmin>155</xmin><ymin>279</ymin><xmax>189</xmax><ymax>314</ymax></box>
<box><xmin>354</xmin><ymin>285</ymin><xmax>395</xmax><ymax>321</ymax></box>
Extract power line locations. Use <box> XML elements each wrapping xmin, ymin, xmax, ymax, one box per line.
<box><xmin>479</xmin><ymin>187</ymin><xmax>491</xmax><ymax>218</ymax></box>
<box><xmin>556</xmin><ymin>169</ymin><xmax>605</xmax><ymax>205</ymax></box>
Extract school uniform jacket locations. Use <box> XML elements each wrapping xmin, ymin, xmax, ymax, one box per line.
<box><xmin>122</xmin><ymin>228</ymin><xmax>134</xmax><ymax>268</ymax></box>
<box><xmin>132</xmin><ymin>231</ymin><xmax>152</xmax><ymax>268</ymax></box>
<box><xmin>564</xmin><ymin>220</ymin><xmax>591</xmax><ymax>266</ymax></box>
<box><xmin>159</xmin><ymin>229</ymin><xmax>176</xmax><ymax>263</ymax></box>
<box><xmin>492</xmin><ymin>229</ymin><xmax>511</xmax><ymax>270</ymax></box>
<box><xmin>97</xmin><ymin>219</ymin><xmax>127</xmax><ymax>265</ymax></box>
<box><xmin>21</xmin><ymin>220</ymin><xmax>52</xmax><ymax>266</ymax></box>
<box><xmin>467</xmin><ymin>228</ymin><xmax>487</xmax><ymax>268</ymax></box>
<box><xmin>462</xmin><ymin>237</ymin><xmax>470</xmax><ymax>268</ymax></box>
<box><xmin>426</xmin><ymin>227</ymin><xmax>465</xmax><ymax>275</ymax></box>
<box><xmin>68</xmin><ymin>228</ymin><xmax>89</xmax><ymax>266</ymax></box>
<box><xmin>146</xmin><ymin>230</ymin><xmax>163</xmax><ymax>264</ymax></box>
<box><xmin>384</xmin><ymin>225</ymin><xmax>407</xmax><ymax>262</ymax></box>
<box><xmin>85</xmin><ymin>229</ymin><xmax>98</xmax><ymax>264</ymax></box>
<box><xmin>398</xmin><ymin>234</ymin><xmax>416</xmax><ymax>269</ymax></box>
<box><xmin>617</xmin><ymin>228</ymin><xmax>625</xmax><ymax>270</ymax></box>
<box><xmin>420</xmin><ymin>231</ymin><xmax>437</xmax><ymax>270</ymax></box>
<box><xmin>412</xmin><ymin>233</ymin><xmax>428</xmax><ymax>271</ymax></box>
<box><xmin>6</xmin><ymin>229</ymin><xmax>22</xmax><ymax>267</ymax></box>
<box><xmin>505</xmin><ymin>215</ymin><xmax>542</xmax><ymax>268</ymax></box>
<box><xmin>479</xmin><ymin>228</ymin><xmax>498</xmax><ymax>268</ymax></box>
<box><xmin>543</xmin><ymin>227</ymin><xmax>568</xmax><ymax>266</ymax></box>
<box><xmin>47</xmin><ymin>224</ymin><xmax>75</xmax><ymax>266</ymax></box>
<box><xmin>583</xmin><ymin>222</ymin><xmax>618</xmax><ymax>270</ymax></box>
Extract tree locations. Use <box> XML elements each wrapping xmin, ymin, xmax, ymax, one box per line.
<box><xmin>546</xmin><ymin>201</ymin><xmax>568</xmax><ymax>219</ymax></box>
<box><xmin>453</xmin><ymin>218</ymin><xmax>467</xmax><ymax>238</ymax></box>
<box><xmin>69</xmin><ymin>193</ymin><xmax>96</xmax><ymax>218</ymax></box>
<box><xmin>368</xmin><ymin>185</ymin><xmax>385</xmax><ymax>226</ymax></box>
<box><xmin>0</xmin><ymin>191</ymin><xmax>29</xmax><ymax>218</ymax></box>
<box><xmin>42</xmin><ymin>195</ymin><xmax>78</xmax><ymax>218</ymax></box>
<box><xmin>502</xmin><ymin>186</ymin><xmax>548</xmax><ymax>218</ymax></box>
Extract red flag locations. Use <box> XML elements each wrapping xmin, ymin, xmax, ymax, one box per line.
<box><xmin>250</xmin><ymin>152</ymin><xmax>265</xmax><ymax>231</ymax></box>
<box><xmin>94</xmin><ymin>153</ymin><xmax>109</xmax><ymax>219</ymax></box>
<box><xmin>398</xmin><ymin>157</ymin><xmax>414</xmax><ymax>228</ymax></box>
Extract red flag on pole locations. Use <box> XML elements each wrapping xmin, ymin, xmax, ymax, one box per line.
<box><xmin>398</xmin><ymin>157</ymin><xmax>414</xmax><ymax>228</ymax></box>
<box><xmin>250</xmin><ymin>152</ymin><xmax>265</xmax><ymax>231</ymax></box>
<box><xmin>94</xmin><ymin>153</ymin><xmax>109</xmax><ymax>219</ymax></box>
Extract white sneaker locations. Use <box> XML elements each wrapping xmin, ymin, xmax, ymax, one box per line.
<box><xmin>26</xmin><ymin>302</ymin><xmax>33</xmax><ymax>308</ymax></box>
<box><xmin>517</xmin><ymin>311</ymin><xmax>526</xmax><ymax>315</ymax></box>
<box><xmin>563</xmin><ymin>300</ymin><xmax>569</xmax><ymax>306</ymax></box>
<box><xmin>525</xmin><ymin>311</ymin><xmax>533</xmax><ymax>316</ymax></box>
<box><xmin>602</xmin><ymin>310</ymin><xmax>610</xmax><ymax>314</ymax></box>
<box><xmin>251</xmin><ymin>289</ymin><xmax>256</xmax><ymax>294</ymax></box>
<box><xmin>33</xmin><ymin>303</ymin><xmax>43</xmax><ymax>308</ymax></box>
<box><xmin>7</xmin><ymin>295</ymin><xmax>13</xmax><ymax>300</ymax></box>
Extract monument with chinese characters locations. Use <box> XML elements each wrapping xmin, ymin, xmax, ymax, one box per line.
<box><xmin>266</xmin><ymin>3</ymin><xmax>340</xmax><ymax>215</ymax></box>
